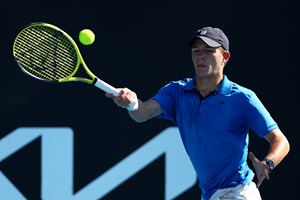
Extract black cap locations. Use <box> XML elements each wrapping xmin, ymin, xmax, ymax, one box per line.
<box><xmin>188</xmin><ymin>27</ymin><xmax>229</xmax><ymax>51</ymax></box>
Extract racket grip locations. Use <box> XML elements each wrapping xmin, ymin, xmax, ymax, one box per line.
<box><xmin>94</xmin><ymin>78</ymin><xmax>138</xmax><ymax>111</ymax></box>
<box><xmin>94</xmin><ymin>78</ymin><xmax>119</xmax><ymax>96</ymax></box>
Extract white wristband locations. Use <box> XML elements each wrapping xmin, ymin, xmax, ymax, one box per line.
<box><xmin>127</xmin><ymin>98</ymin><xmax>138</xmax><ymax>111</ymax></box>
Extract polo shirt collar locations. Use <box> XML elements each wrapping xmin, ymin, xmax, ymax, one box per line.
<box><xmin>217</xmin><ymin>75</ymin><xmax>232</xmax><ymax>95</ymax></box>
<box><xmin>182</xmin><ymin>75</ymin><xmax>232</xmax><ymax>95</ymax></box>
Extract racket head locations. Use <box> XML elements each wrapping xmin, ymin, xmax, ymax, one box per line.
<box><xmin>13</xmin><ymin>22</ymin><xmax>94</xmax><ymax>84</ymax></box>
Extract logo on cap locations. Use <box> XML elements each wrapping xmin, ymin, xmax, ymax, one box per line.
<box><xmin>198</xmin><ymin>29</ymin><xmax>207</xmax><ymax>35</ymax></box>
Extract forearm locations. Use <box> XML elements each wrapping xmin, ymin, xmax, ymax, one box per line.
<box><xmin>265</xmin><ymin>129</ymin><xmax>290</xmax><ymax>167</ymax></box>
<box><xmin>105</xmin><ymin>89</ymin><xmax>161</xmax><ymax>122</ymax></box>
<box><xmin>128</xmin><ymin>99</ymin><xmax>162</xmax><ymax>123</ymax></box>
<box><xmin>128</xmin><ymin>100</ymin><xmax>148</xmax><ymax>122</ymax></box>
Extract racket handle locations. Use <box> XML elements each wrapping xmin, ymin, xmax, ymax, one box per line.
<box><xmin>94</xmin><ymin>78</ymin><xmax>119</xmax><ymax>95</ymax></box>
<box><xmin>94</xmin><ymin>78</ymin><xmax>138</xmax><ymax>111</ymax></box>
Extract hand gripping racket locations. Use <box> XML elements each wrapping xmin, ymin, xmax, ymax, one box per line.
<box><xmin>12</xmin><ymin>22</ymin><xmax>137</xmax><ymax>110</ymax></box>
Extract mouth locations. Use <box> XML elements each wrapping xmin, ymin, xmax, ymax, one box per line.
<box><xmin>197</xmin><ymin>64</ymin><xmax>206</xmax><ymax>68</ymax></box>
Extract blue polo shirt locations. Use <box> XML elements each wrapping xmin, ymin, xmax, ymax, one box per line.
<box><xmin>151</xmin><ymin>75</ymin><xmax>278</xmax><ymax>200</ymax></box>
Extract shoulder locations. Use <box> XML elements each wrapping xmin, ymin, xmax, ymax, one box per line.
<box><xmin>231</xmin><ymin>82</ymin><xmax>255</xmax><ymax>96</ymax></box>
<box><xmin>223</xmin><ymin>76</ymin><xmax>258</xmax><ymax>102</ymax></box>
<box><xmin>162</xmin><ymin>78</ymin><xmax>195</xmax><ymax>90</ymax></box>
<box><xmin>223</xmin><ymin>75</ymin><xmax>254</xmax><ymax>96</ymax></box>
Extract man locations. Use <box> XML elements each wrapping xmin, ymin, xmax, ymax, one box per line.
<box><xmin>105</xmin><ymin>27</ymin><xmax>290</xmax><ymax>200</ymax></box>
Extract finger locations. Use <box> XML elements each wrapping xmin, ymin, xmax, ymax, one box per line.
<box><xmin>105</xmin><ymin>93</ymin><xmax>114</xmax><ymax>98</ymax></box>
<box><xmin>118</xmin><ymin>89</ymin><xmax>125</xmax><ymax>96</ymax></box>
<box><xmin>257</xmin><ymin>175</ymin><xmax>266</xmax><ymax>188</ymax></box>
<box><xmin>248</xmin><ymin>151</ymin><xmax>256</xmax><ymax>162</ymax></box>
<box><xmin>256</xmin><ymin>179</ymin><xmax>262</xmax><ymax>188</ymax></box>
<box><xmin>106</xmin><ymin>92</ymin><xmax>121</xmax><ymax>99</ymax></box>
<box><xmin>114</xmin><ymin>97</ymin><xmax>122</xmax><ymax>103</ymax></box>
<box><xmin>114</xmin><ymin>98</ymin><xmax>129</xmax><ymax>108</ymax></box>
<box><xmin>248</xmin><ymin>151</ymin><xmax>254</xmax><ymax>159</ymax></box>
<box><xmin>258</xmin><ymin>174</ymin><xmax>269</xmax><ymax>188</ymax></box>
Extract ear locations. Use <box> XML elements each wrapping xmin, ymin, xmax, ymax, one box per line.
<box><xmin>222</xmin><ymin>51</ymin><xmax>230</xmax><ymax>63</ymax></box>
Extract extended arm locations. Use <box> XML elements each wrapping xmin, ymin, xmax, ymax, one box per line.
<box><xmin>105</xmin><ymin>88</ymin><xmax>162</xmax><ymax>122</ymax></box>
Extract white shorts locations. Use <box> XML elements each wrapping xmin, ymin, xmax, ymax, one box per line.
<box><xmin>205</xmin><ymin>182</ymin><xmax>262</xmax><ymax>200</ymax></box>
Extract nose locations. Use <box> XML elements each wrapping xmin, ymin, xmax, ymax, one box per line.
<box><xmin>197</xmin><ymin>53</ymin><xmax>205</xmax><ymax>60</ymax></box>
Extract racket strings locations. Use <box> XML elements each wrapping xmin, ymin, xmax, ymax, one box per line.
<box><xmin>14</xmin><ymin>26</ymin><xmax>78</xmax><ymax>81</ymax></box>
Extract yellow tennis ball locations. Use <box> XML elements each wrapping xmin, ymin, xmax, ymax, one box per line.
<box><xmin>79</xmin><ymin>29</ymin><xmax>95</xmax><ymax>45</ymax></box>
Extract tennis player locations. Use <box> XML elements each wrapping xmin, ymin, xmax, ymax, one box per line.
<box><xmin>105</xmin><ymin>26</ymin><xmax>290</xmax><ymax>200</ymax></box>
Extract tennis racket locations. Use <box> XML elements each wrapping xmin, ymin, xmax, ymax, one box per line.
<box><xmin>12</xmin><ymin>22</ymin><xmax>137</xmax><ymax>111</ymax></box>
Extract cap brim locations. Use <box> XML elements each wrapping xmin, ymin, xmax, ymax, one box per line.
<box><xmin>189</xmin><ymin>36</ymin><xmax>221</xmax><ymax>48</ymax></box>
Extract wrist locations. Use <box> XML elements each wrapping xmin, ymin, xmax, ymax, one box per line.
<box><xmin>263</xmin><ymin>157</ymin><xmax>275</xmax><ymax>173</ymax></box>
<box><xmin>127</xmin><ymin>98</ymin><xmax>139</xmax><ymax>111</ymax></box>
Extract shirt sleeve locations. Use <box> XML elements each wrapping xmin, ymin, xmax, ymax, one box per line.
<box><xmin>150</xmin><ymin>81</ymin><xmax>177</xmax><ymax>123</ymax></box>
<box><xmin>245</xmin><ymin>91</ymin><xmax>278</xmax><ymax>137</ymax></box>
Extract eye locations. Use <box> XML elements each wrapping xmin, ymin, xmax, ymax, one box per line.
<box><xmin>206</xmin><ymin>49</ymin><xmax>216</xmax><ymax>53</ymax></box>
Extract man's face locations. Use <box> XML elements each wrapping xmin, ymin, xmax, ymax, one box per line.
<box><xmin>191</xmin><ymin>39</ymin><xmax>225</xmax><ymax>79</ymax></box>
